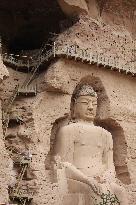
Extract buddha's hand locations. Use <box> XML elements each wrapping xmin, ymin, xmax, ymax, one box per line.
<box><xmin>53</xmin><ymin>155</ymin><xmax>63</xmax><ymax>169</ymax></box>
<box><xmin>94</xmin><ymin>175</ymin><xmax>106</xmax><ymax>184</ymax></box>
<box><xmin>87</xmin><ymin>178</ymin><xmax>102</xmax><ymax>195</ymax></box>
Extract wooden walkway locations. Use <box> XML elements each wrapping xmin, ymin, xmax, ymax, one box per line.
<box><xmin>2</xmin><ymin>42</ymin><xmax>136</xmax><ymax>76</ymax></box>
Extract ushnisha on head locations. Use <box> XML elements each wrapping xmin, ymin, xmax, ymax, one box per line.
<box><xmin>72</xmin><ymin>85</ymin><xmax>97</xmax><ymax>121</ymax></box>
<box><xmin>75</xmin><ymin>85</ymin><xmax>97</xmax><ymax>99</ymax></box>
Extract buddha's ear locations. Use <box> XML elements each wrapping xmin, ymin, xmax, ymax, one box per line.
<box><xmin>70</xmin><ymin>97</ymin><xmax>76</xmax><ymax>119</ymax></box>
<box><xmin>70</xmin><ymin>106</ymin><xmax>75</xmax><ymax>119</ymax></box>
<box><xmin>72</xmin><ymin>102</ymin><xmax>79</xmax><ymax>120</ymax></box>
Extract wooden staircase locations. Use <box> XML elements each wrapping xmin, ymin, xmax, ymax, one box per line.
<box><xmin>2</xmin><ymin>85</ymin><xmax>19</xmax><ymax>136</ymax></box>
<box><xmin>17</xmin><ymin>85</ymin><xmax>37</xmax><ymax>97</ymax></box>
<box><xmin>2</xmin><ymin>45</ymin><xmax>45</xmax><ymax>204</ymax></box>
<box><xmin>3</xmin><ymin>42</ymin><xmax>136</xmax><ymax>75</ymax></box>
<box><xmin>9</xmin><ymin>153</ymin><xmax>33</xmax><ymax>205</ymax></box>
<box><xmin>2</xmin><ymin>44</ymin><xmax>43</xmax><ymax>136</ymax></box>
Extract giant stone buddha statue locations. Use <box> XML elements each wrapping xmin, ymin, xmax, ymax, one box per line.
<box><xmin>54</xmin><ymin>85</ymin><xmax>128</xmax><ymax>205</ymax></box>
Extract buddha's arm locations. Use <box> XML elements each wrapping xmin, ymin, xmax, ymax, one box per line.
<box><xmin>102</xmin><ymin>132</ymin><xmax>115</xmax><ymax>180</ymax></box>
<box><xmin>54</xmin><ymin>127</ymin><xmax>99</xmax><ymax>191</ymax></box>
<box><xmin>54</xmin><ymin>127</ymin><xmax>74</xmax><ymax>163</ymax></box>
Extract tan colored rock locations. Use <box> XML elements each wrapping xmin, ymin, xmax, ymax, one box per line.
<box><xmin>0</xmin><ymin>0</ymin><xmax>135</xmax><ymax>203</ymax></box>
<box><xmin>58</xmin><ymin>0</ymin><xmax>136</xmax><ymax>35</ymax></box>
<box><xmin>2</xmin><ymin>52</ymin><xmax>135</xmax><ymax>204</ymax></box>
<box><xmin>54</xmin><ymin>85</ymin><xmax>128</xmax><ymax>204</ymax></box>
<box><xmin>0</xmin><ymin>49</ymin><xmax>11</xmax><ymax>203</ymax></box>
<box><xmin>0</xmin><ymin>55</ymin><xmax>9</xmax><ymax>84</ymax></box>
<box><xmin>0</xmin><ymin>43</ymin><xmax>9</xmax><ymax>83</ymax></box>
<box><xmin>57</xmin><ymin>0</ymin><xmax>89</xmax><ymax>16</ymax></box>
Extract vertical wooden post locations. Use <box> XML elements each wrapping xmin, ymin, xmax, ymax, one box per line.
<box><xmin>27</xmin><ymin>59</ymin><xmax>29</xmax><ymax>73</ymax></box>
<box><xmin>74</xmin><ymin>45</ymin><xmax>77</xmax><ymax>60</ymax></box>
<box><xmin>53</xmin><ymin>42</ymin><xmax>56</xmax><ymax>57</ymax></box>
<box><xmin>82</xmin><ymin>50</ymin><xmax>84</xmax><ymax>62</ymax></box>
<box><xmin>67</xmin><ymin>44</ymin><xmax>69</xmax><ymax>58</ymax></box>
<box><xmin>133</xmin><ymin>40</ymin><xmax>135</xmax><ymax>71</ymax></box>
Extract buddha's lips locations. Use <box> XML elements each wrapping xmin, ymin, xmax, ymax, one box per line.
<box><xmin>86</xmin><ymin>111</ymin><xmax>94</xmax><ymax>115</ymax></box>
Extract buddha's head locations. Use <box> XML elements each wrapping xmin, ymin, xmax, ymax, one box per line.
<box><xmin>72</xmin><ymin>85</ymin><xmax>97</xmax><ymax>122</ymax></box>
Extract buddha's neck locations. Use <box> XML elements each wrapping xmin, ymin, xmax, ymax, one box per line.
<box><xmin>73</xmin><ymin>119</ymin><xmax>94</xmax><ymax>125</ymax></box>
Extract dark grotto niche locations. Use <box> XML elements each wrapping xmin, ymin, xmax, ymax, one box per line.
<box><xmin>0</xmin><ymin>0</ymin><xmax>74</xmax><ymax>53</ymax></box>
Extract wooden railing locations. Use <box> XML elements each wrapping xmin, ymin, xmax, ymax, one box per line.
<box><xmin>2</xmin><ymin>42</ymin><xmax>136</xmax><ymax>75</ymax></box>
<box><xmin>9</xmin><ymin>155</ymin><xmax>33</xmax><ymax>204</ymax></box>
<box><xmin>18</xmin><ymin>84</ymin><xmax>37</xmax><ymax>96</ymax></box>
<box><xmin>2</xmin><ymin>40</ymin><xmax>136</xmax><ymax>137</ymax></box>
<box><xmin>2</xmin><ymin>85</ymin><xmax>19</xmax><ymax>136</ymax></box>
<box><xmin>2</xmin><ymin>84</ymin><xmax>37</xmax><ymax>137</ymax></box>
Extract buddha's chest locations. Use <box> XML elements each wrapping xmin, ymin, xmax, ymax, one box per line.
<box><xmin>74</xmin><ymin>128</ymin><xmax>104</xmax><ymax>149</ymax></box>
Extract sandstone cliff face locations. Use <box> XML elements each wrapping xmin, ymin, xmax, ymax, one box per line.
<box><xmin>0</xmin><ymin>64</ymin><xmax>9</xmax><ymax>82</ymax></box>
<box><xmin>0</xmin><ymin>45</ymin><xmax>9</xmax><ymax>83</ymax></box>
<box><xmin>58</xmin><ymin>0</ymin><xmax>136</xmax><ymax>36</ymax></box>
<box><xmin>0</xmin><ymin>0</ymin><xmax>136</xmax><ymax>205</ymax></box>
<box><xmin>57</xmin><ymin>0</ymin><xmax>89</xmax><ymax>15</ymax></box>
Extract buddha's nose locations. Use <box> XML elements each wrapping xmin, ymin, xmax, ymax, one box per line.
<box><xmin>88</xmin><ymin>102</ymin><xmax>93</xmax><ymax>111</ymax></box>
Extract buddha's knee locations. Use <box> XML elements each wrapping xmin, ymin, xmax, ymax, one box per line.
<box><xmin>111</xmin><ymin>183</ymin><xmax>128</xmax><ymax>205</ymax></box>
<box><xmin>67</xmin><ymin>179</ymin><xmax>91</xmax><ymax>194</ymax></box>
<box><xmin>63</xmin><ymin>180</ymin><xmax>93</xmax><ymax>205</ymax></box>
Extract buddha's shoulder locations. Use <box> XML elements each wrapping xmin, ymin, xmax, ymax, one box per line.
<box><xmin>58</xmin><ymin>123</ymin><xmax>78</xmax><ymax>132</ymax></box>
<box><xmin>59</xmin><ymin>122</ymin><xmax>110</xmax><ymax>133</ymax></box>
<box><xmin>95</xmin><ymin>125</ymin><xmax>111</xmax><ymax>136</ymax></box>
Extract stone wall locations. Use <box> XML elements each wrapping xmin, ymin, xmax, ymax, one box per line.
<box><xmin>0</xmin><ymin>0</ymin><xmax>135</xmax><ymax>204</ymax></box>
<box><xmin>40</xmin><ymin>58</ymin><xmax>136</xmax><ymax>204</ymax></box>
<box><xmin>58</xmin><ymin>0</ymin><xmax>136</xmax><ymax>36</ymax></box>
<box><xmin>0</xmin><ymin>56</ymin><xmax>12</xmax><ymax>203</ymax></box>
<box><xmin>0</xmin><ymin>37</ymin><xmax>136</xmax><ymax>205</ymax></box>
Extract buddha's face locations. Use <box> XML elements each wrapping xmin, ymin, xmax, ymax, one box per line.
<box><xmin>73</xmin><ymin>95</ymin><xmax>97</xmax><ymax>121</ymax></box>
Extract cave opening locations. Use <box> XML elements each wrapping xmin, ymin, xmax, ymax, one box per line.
<box><xmin>0</xmin><ymin>0</ymin><xmax>78</xmax><ymax>54</ymax></box>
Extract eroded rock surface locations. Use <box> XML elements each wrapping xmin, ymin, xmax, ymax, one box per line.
<box><xmin>58</xmin><ymin>0</ymin><xmax>136</xmax><ymax>35</ymax></box>
<box><xmin>0</xmin><ymin>0</ymin><xmax>135</xmax><ymax>205</ymax></box>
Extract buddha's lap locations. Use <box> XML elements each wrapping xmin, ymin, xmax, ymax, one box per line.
<box><xmin>64</xmin><ymin>179</ymin><xmax>103</xmax><ymax>205</ymax></box>
<box><xmin>67</xmin><ymin>179</ymin><xmax>117</xmax><ymax>196</ymax></box>
<box><xmin>67</xmin><ymin>179</ymin><xmax>92</xmax><ymax>194</ymax></box>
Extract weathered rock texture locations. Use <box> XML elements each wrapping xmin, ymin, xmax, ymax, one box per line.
<box><xmin>57</xmin><ymin>0</ymin><xmax>89</xmax><ymax>16</ymax></box>
<box><xmin>0</xmin><ymin>50</ymin><xmax>12</xmax><ymax>203</ymax></box>
<box><xmin>0</xmin><ymin>1</ymin><xmax>136</xmax><ymax>205</ymax></box>
<box><xmin>0</xmin><ymin>54</ymin><xmax>9</xmax><ymax>83</ymax></box>
<box><xmin>58</xmin><ymin>0</ymin><xmax>136</xmax><ymax>36</ymax></box>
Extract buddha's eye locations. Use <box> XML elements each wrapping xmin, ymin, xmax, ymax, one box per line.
<box><xmin>92</xmin><ymin>101</ymin><xmax>97</xmax><ymax>105</ymax></box>
<box><xmin>80</xmin><ymin>101</ymin><xmax>88</xmax><ymax>104</ymax></box>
